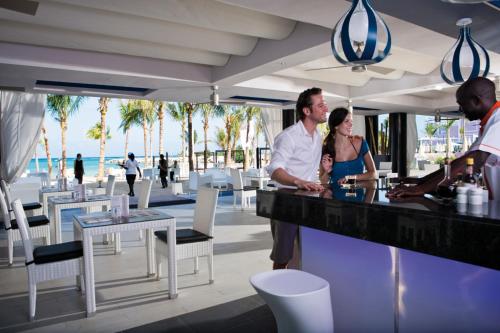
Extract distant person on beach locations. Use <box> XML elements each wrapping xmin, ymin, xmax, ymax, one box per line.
<box><xmin>158</xmin><ymin>154</ymin><xmax>168</xmax><ymax>188</ymax></box>
<box><xmin>74</xmin><ymin>153</ymin><xmax>84</xmax><ymax>184</ymax></box>
<box><xmin>170</xmin><ymin>160</ymin><xmax>179</xmax><ymax>182</ymax></box>
<box><xmin>119</xmin><ymin>152</ymin><xmax>142</xmax><ymax>196</ymax></box>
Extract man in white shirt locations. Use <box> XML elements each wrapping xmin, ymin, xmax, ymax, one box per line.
<box><xmin>389</xmin><ymin>77</ymin><xmax>499</xmax><ymax>200</ymax></box>
<box><xmin>267</xmin><ymin>87</ymin><xmax>328</xmax><ymax>269</ymax></box>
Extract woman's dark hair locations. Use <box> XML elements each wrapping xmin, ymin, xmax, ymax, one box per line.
<box><xmin>129</xmin><ymin>153</ymin><xmax>135</xmax><ymax>160</ymax></box>
<box><xmin>322</xmin><ymin>108</ymin><xmax>350</xmax><ymax>168</ymax></box>
<box><xmin>76</xmin><ymin>153</ymin><xmax>82</xmax><ymax>158</ymax></box>
<box><xmin>296</xmin><ymin>87</ymin><xmax>322</xmax><ymax>121</ymax></box>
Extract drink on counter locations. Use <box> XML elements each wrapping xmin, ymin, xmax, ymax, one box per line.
<box><xmin>436</xmin><ymin>158</ymin><xmax>456</xmax><ymax>200</ymax></box>
<box><xmin>463</xmin><ymin>158</ymin><xmax>476</xmax><ymax>186</ymax></box>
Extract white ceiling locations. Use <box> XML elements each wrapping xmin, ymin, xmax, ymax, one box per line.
<box><xmin>0</xmin><ymin>0</ymin><xmax>498</xmax><ymax>115</ymax></box>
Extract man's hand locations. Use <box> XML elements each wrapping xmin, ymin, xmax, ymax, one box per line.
<box><xmin>294</xmin><ymin>179</ymin><xmax>324</xmax><ymax>191</ymax></box>
<box><xmin>386</xmin><ymin>185</ymin><xmax>425</xmax><ymax>198</ymax></box>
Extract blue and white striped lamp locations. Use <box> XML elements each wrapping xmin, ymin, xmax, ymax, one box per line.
<box><xmin>440</xmin><ymin>18</ymin><xmax>490</xmax><ymax>85</ymax></box>
<box><xmin>331</xmin><ymin>0</ymin><xmax>391</xmax><ymax>66</ymax></box>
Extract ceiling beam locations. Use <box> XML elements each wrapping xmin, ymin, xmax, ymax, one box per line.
<box><xmin>0</xmin><ymin>42</ymin><xmax>212</xmax><ymax>84</ymax></box>
<box><xmin>212</xmin><ymin>22</ymin><xmax>332</xmax><ymax>85</ymax></box>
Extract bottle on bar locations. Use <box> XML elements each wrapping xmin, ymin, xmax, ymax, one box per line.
<box><xmin>436</xmin><ymin>158</ymin><xmax>456</xmax><ymax>199</ymax></box>
<box><xmin>463</xmin><ymin>158</ymin><xmax>476</xmax><ymax>187</ymax></box>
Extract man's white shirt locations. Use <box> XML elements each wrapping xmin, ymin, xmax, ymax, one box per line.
<box><xmin>469</xmin><ymin>106</ymin><xmax>500</xmax><ymax>200</ymax></box>
<box><xmin>266</xmin><ymin>120</ymin><xmax>323</xmax><ymax>187</ymax></box>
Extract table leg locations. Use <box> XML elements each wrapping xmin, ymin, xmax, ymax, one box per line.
<box><xmin>115</xmin><ymin>232</ymin><xmax>121</xmax><ymax>254</ymax></box>
<box><xmin>73</xmin><ymin>224</ymin><xmax>82</xmax><ymax>290</ymax></box>
<box><xmin>52</xmin><ymin>205</ymin><xmax>62</xmax><ymax>244</ymax></box>
<box><xmin>83</xmin><ymin>232</ymin><xmax>96</xmax><ymax>316</ymax></box>
<box><xmin>146</xmin><ymin>228</ymin><xmax>155</xmax><ymax>276</ymax></box>
<box><xmin>49</xmin><ymin>203</ymin><xmax>56</xmax><ymax>243</ymax></box>
<box><xmin>167</xmin><ymin>221</ymin><xmax>177</xmax><ymax>298</ymax></box>
<box><xmin>41</xmin><ymin>193</ymin><xmax>47</xmax><ymax>217</ymax></box>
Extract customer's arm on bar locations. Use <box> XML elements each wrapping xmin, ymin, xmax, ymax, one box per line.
<box><xmin>267</xmin><ymin>130</ymin><xmax>324</xmax><ymax>191</ymax></box>
<box><xmin>271</xmin><ymin>168</ymin><xmax>324</xmax><ymax>191</ymax></box>
<box><xmin>389</xmin><ymin>150</ymin><xmax>490</xmax><ymax>197</ymax></box>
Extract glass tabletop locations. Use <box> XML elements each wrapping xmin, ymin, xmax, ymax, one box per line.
<box><xmin>49</xmin><ymin>194</ymin><xmax>111</xmax><ymax>204</ymax></box>
<box><xmin>74</xmin><ymin>208</ymin><xmax>174</xmax><ymax>228</ymax></box>
<box><xmin>40</xmin><ymin>187</ymin><xmax>72</xmax><ymax>193</ymax></box>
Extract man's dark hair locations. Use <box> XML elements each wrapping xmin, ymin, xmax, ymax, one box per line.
<box><xmin>296</xmin><ymin>87</ymin><xmax>322</xmax><ymax>121</ymax></box>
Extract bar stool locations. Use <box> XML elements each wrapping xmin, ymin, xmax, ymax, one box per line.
<box><xmin>250</xmin><ymin>269</ymin><xmax>334</xmax><ymax>333</ymax></box>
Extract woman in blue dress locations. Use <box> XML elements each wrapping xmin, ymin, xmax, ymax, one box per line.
<box><xmin>320</xmin><ymin>108</ymin><xmax>378</xmax><ymax>184</ymax></box>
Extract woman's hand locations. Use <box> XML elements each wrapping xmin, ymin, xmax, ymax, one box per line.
<box><xmin>321</xmin><ymin>154</ymin><xmax>333</xmax><ymax>174</ymax></box>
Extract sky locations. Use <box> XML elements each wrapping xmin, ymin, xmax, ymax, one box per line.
<box><xmin>37</xmin><ymin>97</ymin><xmax>235</xmax><ymax>158</ymax></box>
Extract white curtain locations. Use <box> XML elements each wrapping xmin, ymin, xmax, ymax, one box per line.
<box><xmin>261</xmin><ymin>108</ymin><xmax>283</xmax><ymax>152</ymax></box>
<box><xmin>0</xmin><ymin>91</ymin><xmax>46</xmax><ymax>183</ymax></box>
<box><xmin>406</xmin><ymin>114</ymin><xmax>417</xmax><ymax>171</ymax></box>
<box><xmin>352</xmin><ymin>114</ymin><xmax>366</xmax><ymax>137</ymax></box>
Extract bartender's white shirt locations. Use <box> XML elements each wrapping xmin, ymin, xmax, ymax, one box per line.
<box><xmin>266</xmin><ymin>120</ymin><xmax>323</xmax><ymax>187</ymax></box>
<box><xmin>469</xmin><ymin>106</ymin><xmax>500</xmax><ymax>201</ymax></box>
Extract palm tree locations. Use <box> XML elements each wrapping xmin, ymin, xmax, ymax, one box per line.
<box><xmin>242</xmin><ymin>106</ymin><xmax>261</xmax><ymax>170</ymax></box>
<box><xmin>134</xmin><ymin>100</ymin><xmax>156</xmax><ymax>167</ymax></box>
<box><xmin>197</xmin><ymin>104</ymin><xmax>226</xmax><ymax>170</ymax></box>
<box><xmin>157</xmin><ymin>101</ymin><xmax>165</xmax><ymax>155</ymax></box>
<box><xmin>424</xmin><ymin>122</ymin><xmax>439</xmax><ymax>153</ymax></box>
<box><xmin>440</xmin><ymin>119</ymin><xmax>457</xmax><ymax>156</ymax></box>
<box><xmin>40</xmin><ymin>124</ymin><xmax>53</xmax><ymax>177</ymax></box>
<box><xmin>95</xmin><ymin>97</ymin><xmax>110</xmax><ymax>181</ymax></box>
<box><xmin>184</xmin><ymin>102</ymin><xmax>197</xmax><ymax>171</ymax></box>
<box><xmin>214</xmin><ymin>128</ymin><xmax>226</xmax><ymax>150</ymax></box>
<box><xmin>119</xmin><ymin>100</ymin><xmax>139</xmax><ymax>161</ymax></box>
<box><xmin>223</xmin><ymin>106</ymin><xmax>244</xmax><ymax>165</ymax></box>
<box><xmin>87</xmin><ymin>122</ymin><xmax>112</xmax><ymax>179</ymax></box>
<box><xmin>46</xmin><ymin>95</ymin><xmax>86</xmax><ymax>177</ymax></box>
<box><xmin>167</xmin><ymin>103</ymin><xmax>187</xmax><ymax>160</ymax></box>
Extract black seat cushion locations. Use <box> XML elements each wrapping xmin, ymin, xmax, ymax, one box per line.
<box><xmin>22</xmin><ymin>202</ymin><xmax>42</xmax><ymax>211</ymax></box>
<box><xmin>154</xmin><ymin>229</ymin><xmax>212</xmax><ymax>245</ymax></box>
<box><xmin>11</xmin><ymin>215</ymin><xmax>49</xmax><ymax>229</ymax></box>
<box><xmin>33</xmin><ymin>241</ymin><xmax>83</xmax><ymax>264</ymax></box>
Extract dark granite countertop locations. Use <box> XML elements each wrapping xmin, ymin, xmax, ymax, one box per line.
<box><xmin>256</xmin><ymin>181</ymin><xmax>500</xmax><ymax>270</ymax></box>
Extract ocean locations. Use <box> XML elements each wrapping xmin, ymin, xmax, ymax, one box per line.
<box><xmin>27</xmin><ymin>155</ymin><xmax>178</xmax><ymax>177</ymax></box>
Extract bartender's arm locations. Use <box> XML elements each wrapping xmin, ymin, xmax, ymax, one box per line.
<box><xmin>388</xmin><ymin>150</ymin><xmax>490</xmax><ymax>198</ymax></box>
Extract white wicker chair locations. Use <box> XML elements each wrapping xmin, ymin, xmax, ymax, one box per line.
<box><xmin>229</xmin><ymin>168</ymin><xmax>257</xmax><ymax>210</ymax></box>
<box><xmin>155</xmin><ymin>187</ymin><xmax>219</xmax><ymax>283</ymax></box>
<box><xmin>11</xmin><ymin>199</ymin><xmax>84</xmax><ymax>321</ymax></box>
<box><xmin>137</xmin><ymin>179</ymin><xmax>153</xmax><ymax>241</ymax></box>
<box><xmin>1</xmin><ymin>180</ymin><xmax>43</xmax><ymax>217</ymax></box>
<box><xmin>105</xmin><ymin>175</ymin><xmax>116</xmax><ymax>196</ymax></box>
<box><xmin>0</xmin><ymin>188</ymin><xmax>50</xmax><ymax>265</ymax></box>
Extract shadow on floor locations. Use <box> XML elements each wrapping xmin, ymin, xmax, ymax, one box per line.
<box><xmin>121</xmin><ymin>294</ymin><xmax>276</xmax><ymax>333</ymax></box>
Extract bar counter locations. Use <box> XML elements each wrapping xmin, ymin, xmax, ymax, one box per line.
<box><xmin>256</xmin><ymin>181</ymin><xmax>500</xmax><ymax>332</ymax></box>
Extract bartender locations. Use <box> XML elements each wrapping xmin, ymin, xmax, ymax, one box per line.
<box><xmin>388</xmin><ymin>77</ymin><xmax>500</xmax><ymax>200</ymax></box>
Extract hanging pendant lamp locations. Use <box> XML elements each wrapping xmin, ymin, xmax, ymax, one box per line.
<box><xmin>440</xmin><ymin>18</ymin><xmax>490</xmax><ymax>85</ymax></box>
<box><xmin>331</xmin><ymin>0</ymin><xmax>391</xmax><ymax>66</ymax></box>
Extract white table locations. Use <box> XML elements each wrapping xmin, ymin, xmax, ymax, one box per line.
<box><xmin>73</xmin><ymin>209</ymin><xmax>177</xmax><ymax>317</ymax></box>
<box><xmin>243</xmin><ymin>174</ymin><xmax>270</xmax><ymax>189</ymax></box>
<box><xmin>39</xmin><ymin>187</ymin><xmax>73</xmax><ymax>217</ymax></box>
<box><xmin>48</xmin><ymin>195</ymin><xmax>111</xmax><ymax>243</ymax></box>
<box><xmin>171</xmin><ymin>182</ymin><xmax>184</xmax><ymax>195</ymax></box>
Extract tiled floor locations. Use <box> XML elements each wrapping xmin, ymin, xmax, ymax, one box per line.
<box><xmin>0</xmin><ymin>191</ymin><xmax>273</xmax><ymax>333</ymax></box>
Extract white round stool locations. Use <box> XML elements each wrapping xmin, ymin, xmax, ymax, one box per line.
<box><xmin>250</xmin><ymin>269</ymin><xmax>334</xmax><ymax>333</ymax></box>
